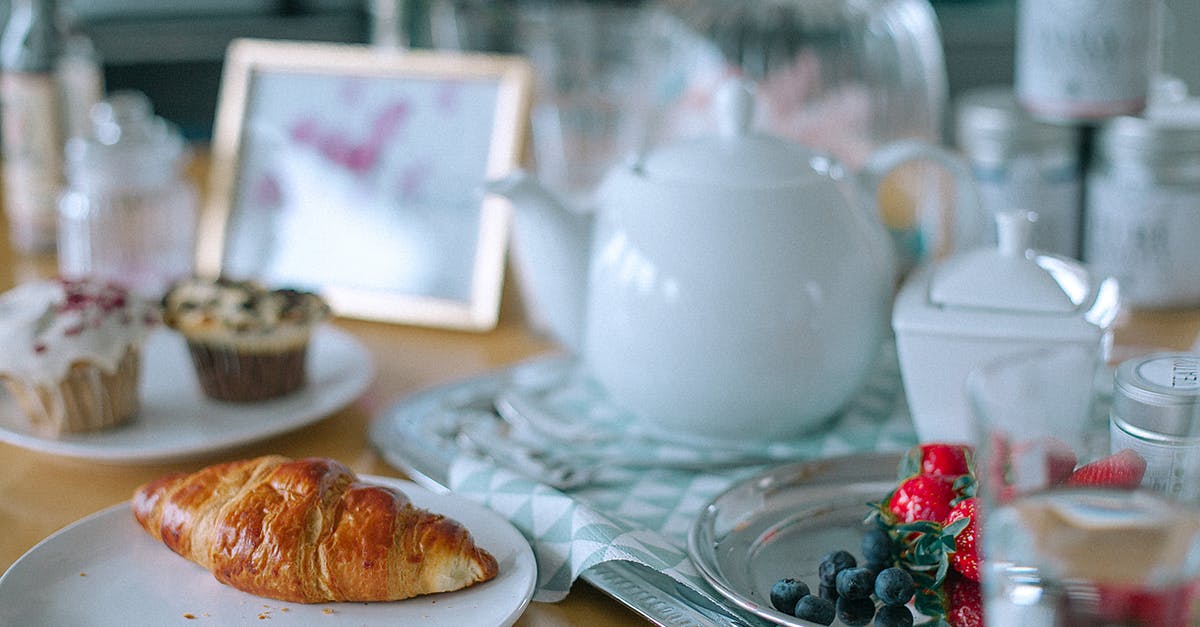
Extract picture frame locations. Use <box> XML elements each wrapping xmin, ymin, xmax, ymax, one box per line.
<box><xmin>198</xmin><ymin>38</ymin><xmax>533</xmax><ymax>331</ymax></box>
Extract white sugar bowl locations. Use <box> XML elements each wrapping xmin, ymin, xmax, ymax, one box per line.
<box><xmin>892</xmin><ymin>211</ymin><xmax>1121</xmax><ymax>443</ymax></box>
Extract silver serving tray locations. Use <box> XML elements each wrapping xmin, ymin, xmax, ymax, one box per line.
<box><xmin>688</xmin><ymin>452</ymin><xmax>904</xmax><ymax>627</ymax></box>
<box><xmin>368</xmin><ymin>361</ymin><xmax>775</xmax><ymax>627</ymax></box>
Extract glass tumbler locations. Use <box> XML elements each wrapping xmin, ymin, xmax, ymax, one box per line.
<box><xmin>425</xmin><ymin>0</ymin><xmax>658</xmax><ymax>211</ymax></box>
<box><xmin>967</xmin><ymin>346</ymin><xmax>1200</xmax><ymax>627</ymax></box>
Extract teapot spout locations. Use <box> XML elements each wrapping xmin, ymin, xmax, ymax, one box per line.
<box><xmin>486</xmin><ymin>170</ymin><xmax>593</xmax><ymax>352</ymax></box>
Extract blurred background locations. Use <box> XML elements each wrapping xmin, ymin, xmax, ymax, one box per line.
<box><xmin>1</xmin><ymin>0</ymin><xmax>1195</xmax><ymax>142</ymax></box>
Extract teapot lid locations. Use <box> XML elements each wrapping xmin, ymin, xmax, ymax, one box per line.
<box><xmin>636</xmin><ymin>81</ymin><xmax>824</xmax><ymax>186</ymax></box>
<box><xmin>929</xmin><ymin>211</ymin><xmax>1085</xmax><ymax>313</ymax></box>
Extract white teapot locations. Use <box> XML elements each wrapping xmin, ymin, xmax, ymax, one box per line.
<box><xmin>490</xmin><ymin>82</ymin><xmax>977</xmax><ymax>444</ymax></box>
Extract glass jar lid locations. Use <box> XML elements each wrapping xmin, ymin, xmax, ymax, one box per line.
<box><xmin>64</xmin><ymin>90</ymin><xmax>186</xmax><ymax>193</ymax></box>
<box><xmin>1098</xmin><ymin>98</ymin><xmax>1200</xmax><ymax>159</ymax></box>
<box><xmin>955</xmin><ymin>86</ymin><xmax>1080</xmax><ymax>163</ymax></box>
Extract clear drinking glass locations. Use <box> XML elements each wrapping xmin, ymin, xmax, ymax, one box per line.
<box><xmin>516</xmin><ymin>1</ymin><xmax>658</xmax><ymax>209</ymax></box>
<box><xmin>423</xmin><ymin>0</ymin><xmax>659</xmax><ymax>211</ymax></box>
<box><xmin>967</xmin><ymin>346</ymin><xmax>1200</xmax><ymax>626</ymax></box>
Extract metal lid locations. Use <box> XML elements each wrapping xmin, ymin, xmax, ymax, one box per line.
<box><xmin>1113</xmin><ymin>352</ymin><xmax>1200</xmax><ymax>440</ymax></box>
<box><xmin>1098</xmin><ymin>98</ymin><xmax>1200</xmax><ymax>159</ymax></box>
<box><xmin>955</xmin><ymin>86</ymin><xmax>1079</xmax><ymax>162</ymax></box>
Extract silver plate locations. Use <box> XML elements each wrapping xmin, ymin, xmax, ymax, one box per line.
<box><xmin>688</xmin><ymin>452</ymin><xmax>905</xmax><ymax>627</ymax></box>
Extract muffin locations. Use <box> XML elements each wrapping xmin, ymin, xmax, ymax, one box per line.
<box><xmin>0</xmin><ymin>278</ymin><xmax>158</xmax><ymax>437</ymax></box>
<box><xmin>161</xmin><ymin>278</ymin><xmax>330</xmax><ymax>402</ymax></box>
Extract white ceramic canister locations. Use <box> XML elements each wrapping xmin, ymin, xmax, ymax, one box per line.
<box><xmin>1015</xmin><ymin>0</ymin><xmax>1161</xmax><ymax>122</ymax></box>
<box><xmin>1083</xmin><ymin>98</ymin><xmax>1200</xmax><ymax>308</ymax></box>
<box><xmin>955</xmin><ymin>86</ymin><xmax>1082</xmax><ymax>259</ymax></box>
<box><xmin>1110</xmin><ymin>352</ymin><xmax>1200</xmax><ymax>502</ymax></box>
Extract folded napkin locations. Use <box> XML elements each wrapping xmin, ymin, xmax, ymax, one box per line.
<box><xmin>448</xmin><ymin>344</ymin><xmax>918</xmax><ymax>603</ymax></box>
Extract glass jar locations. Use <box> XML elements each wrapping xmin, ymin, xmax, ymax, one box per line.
<box><xmin>1083</xmin><ymin>97</ymin><xmax>1200</xmax><ymax>308</ymax></box>
<box><xmin>1110</xmin><ymin>352</ymin><xmax>1200</xmax><ymax>502</ymax></box>
<box><xmin>57</xmin><ymin>91</ymin><xmax>198</xmax><ymax>298</ymax></box>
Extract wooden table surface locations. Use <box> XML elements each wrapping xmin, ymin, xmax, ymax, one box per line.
<box><xmin>3</xmin><ymin>150</ymin><xmax>1200</xmax><ymax>626</ymax></box>
<box><xmin>0</xmin><ymin>150</ymin><xmax>650</xmax><ymax>626</ymax></box>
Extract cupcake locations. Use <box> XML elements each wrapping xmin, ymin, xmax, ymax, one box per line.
<box><xmin>0</xmin><ymin>278</ymin><xmax>158</xmax><ymax>437</ymax></box>
<box><xmin>161</xmin><ymin>278</ymin><xmax>330</xmax><ymax>402</ymax></box>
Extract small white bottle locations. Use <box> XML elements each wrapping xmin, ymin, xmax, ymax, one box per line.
<box><xmin>1</xmin><ymin>0</ymin><xmax>66</xmax><ymax>253</ymax></box>
<box><xmin>57</xmin><ymin>91</ymin><xmax>198</xmax><ymax>298</ymax></box>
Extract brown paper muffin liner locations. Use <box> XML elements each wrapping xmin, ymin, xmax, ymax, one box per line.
<box><xmin>185</xmin><ymin>341</ymin><xmax>308</xmax><ymax>403</ymax></box>
<box><xmin>2</xmin><ymin>348</ymin><xmax>141</xmax><ymax>438</ymax></box>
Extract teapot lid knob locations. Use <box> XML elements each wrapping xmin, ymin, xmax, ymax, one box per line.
<box><xmin>716</xmin><ymin>79</ymin><xmax>756</xmax><ymax>138</ymax></box>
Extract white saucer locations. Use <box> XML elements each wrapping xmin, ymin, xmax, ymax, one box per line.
<box><xmin>0</xmin><ymin>476</ymin><xmax>536</xmax><ymax>627</ymax></box>
<box><xmin>0</xmin><ymin>325</ymin><xmax>373</xmax><ymax>463</ymax></box>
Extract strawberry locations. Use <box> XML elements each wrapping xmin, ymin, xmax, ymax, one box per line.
<box><xmin>898</xmin><ymin>443</ymin><xmax>974</xmax><ymax>480</ymax></box>
<box><xmin>888</xmin><ymin>474</ymin><xmax>957</xmax><ymax>524</ymax></box>
<box><xmin>1066</xmin><ymin>448</ymin><xmax>1147</xmax><ymax>489</ymax></box>
<box><xmin>919</xmin><ymin>443</ymin><xmax>973</xmax><ymax>478</ymax></box>
<box><xmin>1094</xmin><ymin>583</ymin><xmax>1198</xmax><ymax>627</ymax></box>
<box><xmin>944</xmin><ymin>497</ymin><xmax>980</xmax><ymax>582</ymax></box>
<box><xmin>988</xmin><ymin>437</ymin><xmax>1081</xmax><ymax>502</ymax></box>
<box><xmin>1044</xmin><ymin>439</ymin><xmax>1079</xmax><ymax>485</ymax></box>
<box><xmin>944</xmin><ymin>573</ymin><xmax>985</xmax><ymax>627</ymax></box>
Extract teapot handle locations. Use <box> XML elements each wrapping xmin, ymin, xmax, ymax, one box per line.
<box><xmin>859</xmin><ymin>139</ymin><xmax>982</xmax><ymax>260</ymax></box>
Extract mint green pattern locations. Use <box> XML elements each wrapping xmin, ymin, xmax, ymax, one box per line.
<box><xmin>446</xmin><ymin>343</ymin><xmax>918</xmax><ymax>604</ymax></box>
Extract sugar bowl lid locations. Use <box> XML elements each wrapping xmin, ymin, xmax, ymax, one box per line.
<box><xmin>929</xmin><ymin>211</ymin><xmax>1087</xmax><ymax>314</ymax></box>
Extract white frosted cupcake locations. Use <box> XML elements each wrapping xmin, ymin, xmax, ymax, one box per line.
<box><xmin>161</xmin><ymin>278</ymin><xmax>330</xmax><ymax>402</ymax></box>
<box><xmin>0</xmin><ymin>279</ymin><xmax>158</xmax><ymax>437</ymax></box>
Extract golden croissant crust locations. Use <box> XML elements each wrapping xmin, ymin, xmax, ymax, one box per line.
<box><xmin>132</xmin><ymin>455</ymin><xmax>498</xmax><ymax>603</ymax></box>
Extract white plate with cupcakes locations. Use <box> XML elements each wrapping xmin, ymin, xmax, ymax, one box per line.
<box><xmin>0</xmin><ymin>457</ymin><xmax>536</xmax><ymax>626</ymax></box>
<box><xmin>0</xmin><ymin>278</ymin><xmax>373</xmax><ymax>463</ymax></box>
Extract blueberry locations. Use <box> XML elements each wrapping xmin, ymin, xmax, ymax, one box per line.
<box><xmin>769</xmin><ymin>577</ymin><xmax>810</xmax><ymax>614</ymax></box>
<box><xmin>818</xmin><ymin>549</ymin><xmax>857</xmax><ymax>586</ymax></box>
<box><xmin>874</xmin><ymin>567</ymin><xmax>916</xmax><ymax>606</ymax></box>
<box><xmin>835</xmin><ymin>566</ymin><xmax>876</xmax><ymax>600</ymax></box>
<box><xmin>861</xmin><ymin>526</ymin><xmax>894</xmax><ymax>565</ymax></box>
<box><xmin>874</xmin><ymin>602</ymin><xmax>914</xmax><ymax>627</ymax></box>
<box><xmin>836</xmin><ymin>595</ymin><xmax>876</xmax><ymax>626</ymax></box>
<box><xmin>793</xmin><ymin>594</ymin><xmax>836</xmax><ymax>626</ymax></box>
<box><xmin>818</xmin><ymin>583</ymin><xmax>839</xmax><ymax>602</ymax></box>
<box><xmin>864</xmin><ymin>560</ymin><xmax>890</xmax><ymax>577</ymax></box>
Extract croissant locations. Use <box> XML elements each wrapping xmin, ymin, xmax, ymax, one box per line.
<box><xmin>131</xmin><ymin>455</ymin><xmax>498</xmax><ymax>603</ymax></box>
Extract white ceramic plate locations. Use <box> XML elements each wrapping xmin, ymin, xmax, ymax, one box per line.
<box><xmin>0</xmin><ymin>325</ymin><xmax>373</xmax><ymax>463</ymax></box>
<box><xmin>0</xmin><ymin>476</ymin><xmax>536</xmax><ymax>627</ymax></box>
